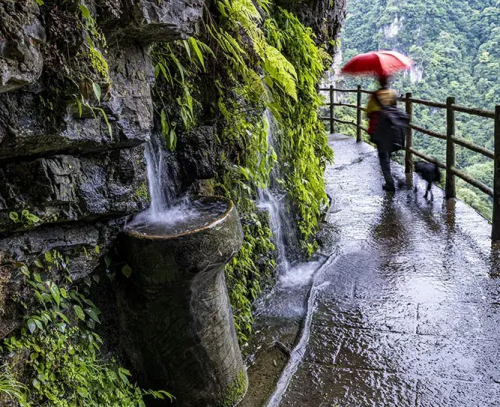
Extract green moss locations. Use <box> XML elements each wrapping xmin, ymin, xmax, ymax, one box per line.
<box><xmin>135</xmin><ymin>183</ymin><xmax>150</xmax><ymax>202</ymax></box>
<box><xmin>149</xmin><ymin>0</ymin><xmax>331</xmax><ymax>343</ymax></box>
<box><xmin>217</xmin><ymin>369</ymin><xmax>248</xmax><ymax>407</ymax></box>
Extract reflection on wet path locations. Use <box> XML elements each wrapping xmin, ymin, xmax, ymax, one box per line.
<box><xmin>278</xmin><ymin>134</ymin><xmax>500</xmax><ymax>406</ymax></box>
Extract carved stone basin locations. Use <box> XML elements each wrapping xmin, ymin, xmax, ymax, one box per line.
<box><xmin>116</xmin><ymin>196</ymin><xmax>246</xmax><ymax>407</ymax></box>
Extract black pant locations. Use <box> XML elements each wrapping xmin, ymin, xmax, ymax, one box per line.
<box><xmin>378</xmin><ymin>151</ymin><xmax>394</xmax><ymax>187</ymax></box>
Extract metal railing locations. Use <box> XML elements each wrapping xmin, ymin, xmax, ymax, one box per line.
<box><xmin>319</xmin><ymin>85</ymin><xmax>500</xmax><ymax>241</ymax></box>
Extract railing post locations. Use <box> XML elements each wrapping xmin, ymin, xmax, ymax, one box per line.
<box><xmin>356</xmin><ymin>85</ymin><xmax>362</xmax><ymax>142</ymax></box>
<box><xmin>329</xmin><ymin>85</ymin><xmax>334</xmax><ymax>134</ymax></box>
<box><xmin>446</xmin><ymin>97</ymin><xmax>456</xmax><ymax>199</ymax></box>
<box><xmin>492</xmin><ymin>105</ymin><xmax>500</xmax><ymax>241</ymax></box>
<box><xmin>405</xmin><ymin>92</ymin><xmax>413</xmax><ymax>175</ymax></box>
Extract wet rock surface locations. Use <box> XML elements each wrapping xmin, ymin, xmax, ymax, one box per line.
<box><xmin>0</xmin><ymin>0</ymin><xmax>205</xmax><ymax>341</ymax></box>
<box><xmin>245</xmin><ymin>134</ymin><xmax>500</xmax><ymax>406</ymax></box>
<box><xmin>101</xmin><ymin>0</ymin><xmax>203</xmax><ymax>44</ymax></box>
<box><xmin>0</xmin><ymin>0</ymin><xmax>45</xmax><ymax>93</ymax></box>
<box><xmin>275</xmin><ymin>0</ymin><xmax>345</xmax><ymax>53</ymax></box>
<box><xmin>0</xmin><ymin>145</ymin><xmax>148</xmax><ymax>232</ymax></box>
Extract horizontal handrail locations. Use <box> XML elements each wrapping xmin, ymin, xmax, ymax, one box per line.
<box><xmin>320</xmin><ymin>86</ymin><xmax>500</xmax><ymax>231</ymax></box>
<box><xmin>318</xmin><ymin>87</ymin><xmax>358</xmax><ymax>93</ymax></box>
<box><xmin>409</xmin><ymin>148</ymin><xmax>447</xmax><ymax>169</ymax></box>
<box><xmin>451</xmin><ymin>167</ymin><xmax>493</xmax><ymax>197</ymax></box>
<box><xmin>452</xmin><ymin>104</ymin><xmax>495</xmax><ymax>119</ymax></box>
<box><xmin>329</xmin><ymin>102</ymin><xmax>367</xmax><ymax>112</ymax></box>
<box><xmin>331</xmin><ymin>118</ymin><xmax>357</xmax><ymax>126</ymax></box>
<box><xmin>451</xmin><ymin>136</ymin><xmax>494</xmax><ymax>160</ymax></box>
<box><xmin>331</xmin><ymin>102</ymin><xmax>358</xmax><ymax>109</ymax></box>
<box><xmin>408</xmin><ymin>97</ymin><xmax>447</xmax><ymax>109</ymax></box>
<box><xmin>327</xmin><ymin>87</ymin><xmax>495</xmax><ymax>118</ymax></box>
<box><xmin>411</xmin><ymin>124</ymin><xmax>447</xmax><ymax>140</ymax></box>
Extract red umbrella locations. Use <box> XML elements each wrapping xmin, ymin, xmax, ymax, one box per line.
<box><xmin>341</xmin><ymin>50</ymin><xmax>413</xmax><ymax>78</ymax></box>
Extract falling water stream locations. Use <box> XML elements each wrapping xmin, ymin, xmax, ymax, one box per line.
<box><xmin>127</xmin><ymin>133</ymin><xmax>223</xmax><ymax>236</ymax></box>
<box><xmin>130</xmin><ymin>118</ymin><xmax>328</xmax><ymax>406</ymax></box>
<box><xmin>258</xmin><ymin>111</ymin><xmax>293</xmax><ymax>274</ymax></box>
<box><xmin>254</xmin><ymin>111</ymin><xmax>338</xmax><ymax>407</ymax></box>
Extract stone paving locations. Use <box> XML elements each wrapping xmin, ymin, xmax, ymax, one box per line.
<box><xmin>276</xmin><ymin>134</ymin><xmax>500</xmax><ymax>406</ymax></box>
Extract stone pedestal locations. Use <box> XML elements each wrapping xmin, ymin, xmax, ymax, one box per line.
<box><xmin>117</xmin><ymin>197</ymin><xmax>247</xmax><ymax>407</ymax></box>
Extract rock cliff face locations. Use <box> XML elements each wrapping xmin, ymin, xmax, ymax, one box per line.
<box><xmin>0</xmin><ymin>0</ymin><xmax>345</xmax><ymax>345</ymax></box>
<box><xmin>276</xmin><ymin>0</ymin><xmax>346</xmax><ymax>52</ymax></box>
<box><xmin>0</xmin><ymin>0</ymin><xmax>204</xmax><ymax>340</ymax></box>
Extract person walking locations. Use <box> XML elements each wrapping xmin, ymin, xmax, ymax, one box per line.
<box><xmin>341</xmin><ymin>51</ymin><xmax>413</xmax><ymax>192</ymax></box>
<box><xmin>366</xmin><ymin>76</ymin><xmax>398</xmax><ymax>191</ymax></box>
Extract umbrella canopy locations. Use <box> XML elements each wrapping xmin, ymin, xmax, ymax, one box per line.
<box><xmin>341</xmin><ymin>51</ymin><xmax>413</xmax><ymax>78</ymax></box>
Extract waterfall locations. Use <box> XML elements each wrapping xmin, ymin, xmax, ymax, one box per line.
<box><xmin>144</xmin><ymin>135</ymin><xmax>175</xmax><ymax>216</ymax></box>
<box><xmin>129</xmin><ymin>132</ymin><xmax>199</xmax><ymax>229</ymax></box>
<box><xmin>258</xmin><ymin>111</ymin><xmax>294</xmax><ymax>275</ymax></box>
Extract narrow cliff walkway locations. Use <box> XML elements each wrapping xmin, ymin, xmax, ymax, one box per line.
<box><xmin>276</xmin><ymin>134</ymin><xmax>500</xmax><ymax>406</ymax></box>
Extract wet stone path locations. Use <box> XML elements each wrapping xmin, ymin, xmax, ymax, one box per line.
<box><xmin>247</xmin><ymin>134</ymin><xmax>500</xmax><ymax>407</ymax></box>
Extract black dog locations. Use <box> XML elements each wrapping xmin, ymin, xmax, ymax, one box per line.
<box><xmin>414</xmin><ymin>161</ymin><xmax>441</xmax><ymax>200</ymax></box>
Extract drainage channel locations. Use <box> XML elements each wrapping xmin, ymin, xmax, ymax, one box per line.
<box><xmin>264</xmin><ymin>250</ymin><xmax>341</xmax><ymax>407</ymax></box>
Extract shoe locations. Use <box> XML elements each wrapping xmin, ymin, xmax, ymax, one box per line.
<box><xmin>382</xmin><ymin>183</ymin><xmax>396</xmax><ymax>192</ymax></box>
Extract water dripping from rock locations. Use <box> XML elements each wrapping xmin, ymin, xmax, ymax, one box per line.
<box><xmin>127</xmin><ymin>132</ymin><xmax>225</xmax><ymax>236</ymax></box>
<box><xmin>258</xmin><ymin>111</ymin><xmax>296</xmax><ymax>275</ymax></box>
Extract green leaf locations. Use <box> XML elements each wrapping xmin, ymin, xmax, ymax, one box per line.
<box><xmin>34</xmin><ymin>319</ymin><xmax>43</xmax><ymax>330</ymax></box>
<box><xmin>122</xmin><ymin>265</ymin><xmax>132</xmax><ymax>278</ymax></box>
<box><xmin>93</xmin><ymin>82</ymin><xmax>101</xmax><ymax>103</ymax></box>
<box><xmin>189</xmin><ymin>37</ymin><xmax>205</xmax><ymax>70</ymax></box>
<box><xmin>160</xmin><ymin>109</ymin><xmax>168</xmax><ymax>135</ymax></box>
<box><xmin>20</xmin><ymin>265</ymin><xmax>30</xmax><ymax>277</ymax></box>
<box><xmin>85</xmin><ymin>308</ymin><xmax>101</xmax><ymax>323</ymax></box>
<box><xmin>60</xmin><ymin>288</ymin><xmax>68</xmax><ymax>299</ymax></box>
<box><xmin>73</xmin><ymin>305</ymin><xmax>85</xmax><ymax>321</ymax></box>
<box><xmin>76</xmin><ymin>98</ymin><xmax>83</xmax><ymax>118</ymax></box>
<box><xmin>27</xmin><ymin>213</ymin><xmax>40</xmax><ymax>223</ymax></box>
<box><xmin>45</xmin><ymin>251</ymin><xmax>53</xmax><ymax>263</ymax></box>
<box><xmin>56</xmin><ymin>311</ymin><xmax>70</xmax><ymax>324</ymax></box>
<box><xmin>94</xmin><ymin>245</ymin><xmax>100</xmax><ymax>254</ymax></box>
<box><xmin>96</xmin><ymin>108</ymin><xmax>113</xmax><ymax>140</ymax></box>
<box><xmin>118</xmin><ymin>367</ymin><xmax>130</xmax><ymax>384</ymax></box>
<box><xmin>49</xmin><ymin>282</ymin><xmax>61</xmax><ymax>306</ymax></box>
<box><xmin>77</xmin><ymin>386</ymin><xmax>89</xmax><ymax>398</ymax></box>
<box><xmin>79</xmin><ymin>4</ymin><xmax>91</xmax><ymax>19</ymax></box>
<box><xmin>27</xmin><ymin>319</ymin><xmax>36</xmax><ymax>333</ymax></box>
<box><xmin>104</xmin><ymin>255</ymin><xmax>112</xmax><ymax>267</ymax></box>
<box><xmin>9</xmin><ymin>212</ymin><xmax>19</xmax><ymax>222</ymax></box>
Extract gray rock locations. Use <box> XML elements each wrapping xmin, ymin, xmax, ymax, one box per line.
<box><xmin>0</xmin><ymin>0</ymin><xmax>45</xmax><ymax>93</ymax></box>
<box><xmin>103</xmin><ymin>0</ymin><xmax>204</xmax><ymax>44</ymax></box>
<box><xmin>0</xmin><ymin>217</ymin><xmax>126</xmax><ymax>340</ymax></box>
<box><xmin>178</xmin><ymin>125</ymin><xmax>216</xmax><ymax>184</ymax></box>
<box><xmin>276</xmin><ymin>0</ymin><xmax>346</xmax><ymax>51</ymax></box>
<box><xmin>0</xmin><ymin>145</ymin><xmax>148</xmax><ymax>232</ymax></box>
<box><xmin>0</xmin><ymin>44</ymin><xmax>153</xmax><ymax>160</ymax></box>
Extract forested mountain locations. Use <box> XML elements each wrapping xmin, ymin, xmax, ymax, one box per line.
<box><xmin>336</xmin><ymin>0</ymin><xmax>500</xmax><ymax>216</ymax></box>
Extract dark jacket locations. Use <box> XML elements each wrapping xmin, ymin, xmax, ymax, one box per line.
<box><xmin>371</xmin><ymin>106</ymin><xmax>409</xmax><ymax>152</ymax></box>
